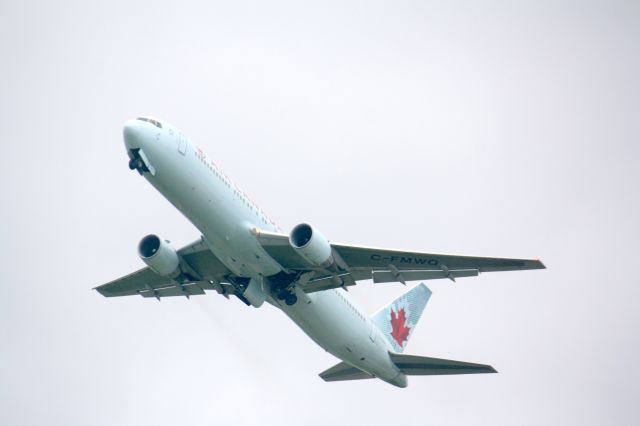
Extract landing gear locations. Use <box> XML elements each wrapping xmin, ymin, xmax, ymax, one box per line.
<box><xmin>128</xmin><ymin>149</ymin><xmax>149</xmax><ymax>175</ymax></box>
<box><xmin>274</xmin><ymin>288</ymin><xmax>297</xmax><ymax>306</ymax></box>
<box><xmin>128</xmin><ymin>157</ymin><xmax>145</xmax><ymax>175</ymax></box>
<box><xmin>267</xmin><ymin>271</ymin><xmax>301</xmax><ymax>306</ymax></box>
<box><xmin>284</xmin><ymin>293</ymin><xmax>298</xmax><ymax>306</ymax></box>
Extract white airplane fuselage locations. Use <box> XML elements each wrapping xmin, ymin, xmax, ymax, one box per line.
<box><xmin>123</xmin><ymin>118</ymin><xmax>407</xmax><ymax>387</ymax></box>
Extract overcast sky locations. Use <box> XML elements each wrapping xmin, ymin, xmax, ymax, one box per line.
<box><xmin>1</xmin><ymin>1</ymin><xmax>639</xmax><ymax>425</ymax></box>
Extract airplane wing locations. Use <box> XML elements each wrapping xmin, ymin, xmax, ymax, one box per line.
<box><xmin>252</xmin><ymin>229</ymin><xmax>545</xmax><ymax>293</ymax></box>
<box><xmin>95</xmin><ymin>239</ymin><xmax>236</xmax><ymax>299</ymax></box>
<box><xmin>97</xmin><ymin>230</ymin><xmax>544</xmax><ymax>299</ymax></box>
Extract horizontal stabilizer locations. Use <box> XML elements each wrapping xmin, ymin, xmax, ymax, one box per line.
<box><xmin>319</xmin><ymin>361</ymin><xmax>375</xmax><ymax>382</ymax></box>
<box><xmin>389</xmin><ymin>353</ymin><xmax>497</xmax><ymax>375</ymax></box>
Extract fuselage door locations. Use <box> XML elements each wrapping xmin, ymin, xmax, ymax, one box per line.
<box><xmin>178</xmin><ymin>134</ymin><xmax>187</xmax><ymax>155</ymax></box>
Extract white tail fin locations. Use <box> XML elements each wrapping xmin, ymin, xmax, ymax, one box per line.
<box><xmin>371</xmin><ymin>283</ymin><xmax>431</xmax><ymax>353</ymax></box>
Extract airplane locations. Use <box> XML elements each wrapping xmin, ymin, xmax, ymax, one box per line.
<box><xmin>95</xmin><ymin>116</ymin><xmax>545</xmax><ymax>387</ymax></box>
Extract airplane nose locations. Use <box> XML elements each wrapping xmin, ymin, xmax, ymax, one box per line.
<box><xmin>123</xmin><ymin>119</ymin><xmax>147</xmax><ymax>150</ymax></box>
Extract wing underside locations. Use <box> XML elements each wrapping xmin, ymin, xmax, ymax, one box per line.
<box><xmin>253</xmin><ymin>229</ymin><xmax>545</xmax><ymax>293</ymax></box>
<box><xmin>95</xmin><ymin>239</ymin><xmax>235</xmax><ymax>299</ymax></box>
<box><xmin>96</xmin><ymin>230</ymin><xmax>544</xmax><ymax>300</ymax></box>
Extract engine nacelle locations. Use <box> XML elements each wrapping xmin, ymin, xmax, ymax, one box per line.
<box><xmin>138</xmin><ymin>234</ymin><xmax>180</xmax><ymax>277</ymax></box>
<box><xmin>289</xmin><ymin>223</ymin><xmax>334</xmax><ymax>268</ymax></box>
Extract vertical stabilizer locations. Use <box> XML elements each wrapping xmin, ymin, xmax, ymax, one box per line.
<box><xmin>371</xmin><ymin>283</ymin><xmax>431</xmax><ymax>353</ymax></box>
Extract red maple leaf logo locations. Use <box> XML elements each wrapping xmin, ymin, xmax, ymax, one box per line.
<box><xmin>390</xmin><ymin>307</ymin><xmax>411</xmax><ymax>348</ymax></box>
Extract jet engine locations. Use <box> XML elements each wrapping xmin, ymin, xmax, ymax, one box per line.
<box><xmin>289</xmin><ymin>223</ymin><xmax>334</xmax><ymax>268</ymax></box>
<box><xmin>138</xmin><ymin>234</ymin><xmax>181</xmax><ymax>278</ymax></box>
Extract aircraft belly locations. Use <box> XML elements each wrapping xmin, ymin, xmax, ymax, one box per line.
<box><xmin>144</xmin><ymin>148</ymin><xmax>281</xmax><ymax>277</ymax></box>
<box><xmin>279</xmin><ymin>289</ymin><xmax>401</xmax><ymax>381</ymax></box>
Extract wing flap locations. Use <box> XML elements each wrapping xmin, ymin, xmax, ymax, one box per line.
<box><xmin>372</xmin><ymin>268</ymin><xmax>479</xmax><ymax>284</ymax></box>
<box><xmin>299</xmin><ymin>271</ymin><xmax>372</xmax><ymax>293</ymax></box>
<box><xmin>139</xmin><ymin>282</ymin><xmax>207</xmax><ymax>298</ymax></box>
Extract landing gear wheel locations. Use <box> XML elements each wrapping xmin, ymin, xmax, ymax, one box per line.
<box><xmin>128</xmin><ymin>158</ymin><xmax>138</xmax><ymax>170</ymax></box>
<box><xmin>275</xmin><ymin>289</ymin><xmax>287</xmax><ymax>300</ymax></box>
<box><xmin>284</xmin><ymin>293</ymin><xmax>297</xmax><ymax>306</ymax></box>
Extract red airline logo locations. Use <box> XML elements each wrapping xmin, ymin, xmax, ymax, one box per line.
<box><xmin>390</xmin><ymin>307</ymin><xmax>411</xmax><ymax>348</ymax></box>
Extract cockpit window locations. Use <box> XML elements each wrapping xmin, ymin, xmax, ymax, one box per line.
<box><xmin>136</xmin><ymin>117</ymin><xmax>162</xmax><ymax>129</ymax></box>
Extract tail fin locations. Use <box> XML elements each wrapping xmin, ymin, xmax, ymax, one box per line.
<box><xmin>371</xmin><ymin>283</ymin><xmax>431</xmax><ymax>353</ymax></box>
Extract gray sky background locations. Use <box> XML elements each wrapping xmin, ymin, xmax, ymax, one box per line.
<box><xmin>1</xmin><ymin>1</ymin><xmax>639</xmax><ymax>425</ymax></box>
